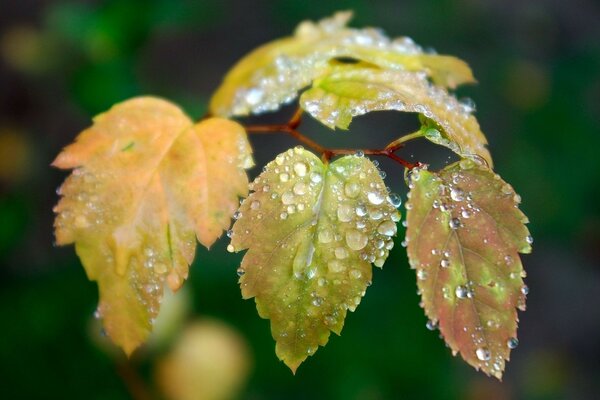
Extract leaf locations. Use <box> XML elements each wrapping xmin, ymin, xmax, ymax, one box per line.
<box><xmin>299</xmin><ymin>65</ymin><xmax>492</xmax><ymax>166</ymax></box>
<box><xmin>53</xmin><ymin>97</ymin><xmax>253</xmax><ymax>355</ymax></box>
<box><xmin>404</xmin><ymin>159</ymin><xmax>532</xmax><ymax>378</ymax></box>
<box><xmin>228</xmin><ymin>147</ymin><xmax>400</xmax><ymax>372</ymax></box>
<box><xmin>209</xmin><ymin>11</ymin><xmax>474</xmax><ymax>117</ymax></box>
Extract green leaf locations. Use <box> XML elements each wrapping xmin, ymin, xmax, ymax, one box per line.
<box><xmin>299</xmin><ymin>65</ymin><xmax>492</xmax><ymax>166</ymax></box>
<box><xmin>405</xmin><ymin>159</ymin><xmax>531</xmax><ymax>379</ymax></box>
<box><xmin>210</xmin><ymin>11</ymin><xmax>474</xmax><ymax>117</ymax></box>
<box><xmin>228</xmin><ymin>147</ymin><xmax>400</xmax><ymax>372</ymax></box>
<box><xmin>53</xmin><ymin>97</ymin><xmax>253</xmax><ymax>354</ymax></box>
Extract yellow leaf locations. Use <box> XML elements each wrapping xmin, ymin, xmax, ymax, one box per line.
<box><xmin>300</xmin><ymin>65</ymin><xmax>492</xmax><ymax>166</ymax></box>
<box><xmin>210</xmin><ymin>11</ymin><xmax>474</xmax><ymax>117</ymax></box>
<box><xmin>229</xmin><ymin>148</ymin><xmax>400</xmax><ymax>372</ymax></box>
<box><xmin>53</xmin><ymin>97</ymin><xmax>253</xmax><ymax>355</ymax></box>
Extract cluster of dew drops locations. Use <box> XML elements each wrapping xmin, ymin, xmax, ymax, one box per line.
<box><xmin>402</xmin><ymin>159</ymin><xmax>532</xmax><ymax>376</ymax></box>
<box><xmin>227</xmin><ymin>146</ymin><xmax>403</xmax><ymax>296</ymax></box>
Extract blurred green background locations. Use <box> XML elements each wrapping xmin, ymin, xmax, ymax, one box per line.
<box><xmin>1</xmin><ymin>0</ymin><xmax>599</xmax><ymax>399</ymax></box>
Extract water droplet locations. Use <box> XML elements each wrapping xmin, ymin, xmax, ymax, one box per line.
<box><xmin>281</xmin><ymin>191</ymin><xmax>295</xmax><ymax>205</ymax></box>
<box><xmin>355</xmin><ymin>150</ymin><xmax>364</xmax><ymax>157</ymax></box>
<box><xmin>337</xmin><ymin>203</ymin><xmax>353</xmax><ymax>222</ymax></box>
<box><xmin>280</xmin><ymin>212</ymin><xmax>288</xmax><ymax>219</ymax></box>
<box><xmin>426</xmin><ymin>320</ymin><xmax>438</xmax><ymax>331</ymax></box>
<box><xmin>293</xmin><ymin>162</ymin><xmax>308</xmax><ymax>176</ymax></box>
<box><xmin>455</xmin><ymin>285</ymin><xmax>468</xmax><ymax>299</ymax></box>
<box><xmin>250</xmin><ymin>200</ymin><xmax>261</xmax><ymax>210</ymax></box>
<box><xmin>236</xmin><ymin>268</ymin><xmax>245</xmax><ymax>276</ymax></box>
<box><xmin>335</xmin><ymin>247</ymin><xmax>348</xmax><ymax>259</ymax></box>
<box><xmin>310</xmin><ymin>172</ymin><xmax>322</xmax><ymax>183</ymax></box>
<box><xmin>312</xmin><ymin>297</ymin><xmax>323</xmax><ymax>306</ymax></box>
<box><xmin>417</xmin><ymin>269</ymin><xmax>428</xmax><ymax>280</ymax></box>
<box><xmin>328</xmin><ymin>259</ymin><xmax>345</xmax><ymax>273</ymax></box>
<box><xmin>440</xmin><ymin>259</ymin><xmax>450</xmax><ymax>268</ymax></box>
<box><xmin>279</xmin><ymin>173</ymin><xmax>289</xmax><ymax>182</ymax></box>
<box><xmin>233</xmin><ymin>211</ymin><xmax>242</xmax><ymax>220</ymax></box>
<box><xmin>461</xmin><ymin>209</ymin><xmax>471</xmax><ymax>219</ymax></box>
<box><xmin>377</xmin><ymin>220</ymin><xmax>397</xmax><ymax>236</ymax></box>
<box><xmin>345</xmin><ymin>230</ymin><xmax>368</xmax><ymax>250</ymax></box>
<box><xmin>449</xmin><ymin>218</ymin><xmax>461</xmax><ymax>230</ymax></box>
<box><xmin>227</xmin><ymin>244</ymin><xmax>235</xmax><ymax>253</ymax></box>
<box><xmin>388</xmin><ymin>193</ymin><xmax>402</xmax><ymax>208</ymax></box>
<box><xmin>521</xmin><ymin>285</ymin><xmax>529</xmax><ymax>295</ymax></box>
<box><xmin>507</xmin><ymin>337</ymin><xmax>519</xmax><ymax>349</ymax></box>
<box><xmin>450</xmin><ymin>188</ymin><xmax>465</xmax><ymax>201</ymax></box>
<box><xmin>344</xmin><ymin>182</ymin><xmax>360</xmax><ymax>198</ymax></box>
<box><xmin>350</xmin><ymin>269</ymin><xmax>362</xmax><ymax>279</ymax></box>
<box><xmin>226</xmin><ymin>229</ymin><xmax>233</xmax><ymax>238</ymax></box>
<box><xmin>476</xmin><ymin>347</ymin><xmax>491</xmax><ymax>361</ymax></box>
<box><xmin>318</xmin><ymin>229</ymin><xmax>333</xmax><ymax>243</ymax></box>
<box><xmin>367</xmin><ymin>191</ymin><xmax>384</xmax><ymax>205</ymax></box>
<box><xmin>355</xmin><ymin>204</ymin><xmax>367</xmax><ymax>217</ymax></box>
<box><xmin>275</xmin><ymin>154</ymin><xmax>285</xmax><ymax>165</ymax></box>
<box><xmin>293</xmin><ymin>182</ymin><xmax>307</xmax><ymax>195</ymax></box>
<box><xmin>526</xmin><ymin>235</ymin><xmax>534</xmax><ymax>245</ymax></box>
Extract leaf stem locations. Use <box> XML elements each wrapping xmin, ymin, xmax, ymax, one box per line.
<box><xmin>244</xmin><ymin>109</ymin><xmax>421</xmax><ymax>169</ymax></box>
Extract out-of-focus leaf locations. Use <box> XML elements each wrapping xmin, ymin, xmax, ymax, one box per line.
<box><xmin>405</xmin><ymin>159</ymin><xmax>531</xmax><ymax>378</ymax></box>
<box><xmin>53</xmin><ymin>97</ymin><xmax>253</xmax><ymax>355</ymax></box>
<box><xmin>229</xmin><ymin>147</ymin><xmax>400</xmax><ymax>372</ymax></box>
<box><xmin>210</xmin><ymin>11</ymin><xmax>474</xmax><ymax>117</ymax></box>
<box><xmin>300</xmin><ymin>65</ymin><xmax>491</xmax><ymax>166</ymax></box>
<box><xmin>155</xmin><ymin>319</ymin><xmax>251</xmax><ymax>400</ymax></box>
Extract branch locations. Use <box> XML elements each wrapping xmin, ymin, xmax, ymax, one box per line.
<box><xmin>243</xmin><ymin>109</ymin><xmax>422</xmax><ymax>169</ymax></box>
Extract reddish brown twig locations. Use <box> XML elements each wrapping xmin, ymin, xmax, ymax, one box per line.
<box><xmin>244</xmin><ymin>109</ymin><xmax>421</xmax><ymax>169</ymax></box>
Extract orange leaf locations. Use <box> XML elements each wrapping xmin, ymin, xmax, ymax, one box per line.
<box><xmin>53</xmin><ymin>97</ymin><xmax>253</xmax><ymax>355</ymax></box>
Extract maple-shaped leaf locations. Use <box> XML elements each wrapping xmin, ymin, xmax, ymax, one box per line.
<box><xmin>228</xmin><ymin>147</ymin><xmax>400</xmax><ymax>372</ymax></box>
<box><xmin>210</xmin><ymin>11</ymin><xmax>474</xmax><ymax>117</ymax></box>
<box><xmin>53</xmin><ymin>97</ymin><xmax>253</xmax><ymax>355</ymax></box>
<box><xmin>299</xmin><ymin>65</ymin><xmax>492</xmax><ymax>166</ymax></box>
<box><xmin>404</xmin><ymin>159</ymin><xmax>532</xmax><ymax>378</ymax></box>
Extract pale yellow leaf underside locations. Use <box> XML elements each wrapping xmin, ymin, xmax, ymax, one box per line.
<box><xmin>53</xmin><ymin>97</ymin><xmax>252</xmax><ymax>354</ymax></box>
<box><xmin>210</xmin><ymin>11</ymin><xmax>474</xmax><ymax>117</ymax></box>
<box><xmin>300</xmin><ymin>66</ymin><xmax>492</xmax><ymax>166</ymax></box>
<box><xmin>229</xmin><ymin>148</ymin><xmax>399</xmax><ymax>371</ymax></box>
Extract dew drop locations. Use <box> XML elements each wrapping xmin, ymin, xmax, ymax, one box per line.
<box><xmin>281</xmin><ymin>191</ymin><xmax>295</xmax><ymax>205</ymax></box>
<box><xmin>345</xmin><ymin>230</ymin><xmax>368</xmax><ymax>251</ymax></box>
<box><xmin>449</xmin><ymin>218</ymin><xmax>461</xmax><ymax>230</ymax></box>
<box><xmin>355</xmin><ymin>204</ymin><xmax>367</xmax><ymax>217</ymax></box>
<box><xmin>350</xmin><ymin>269</ymin><xmax>362</xmax><ymax>279</ymax></box>
<box><xmin>233</xmin><ymin>211</ymin><xmax>242</xmax><ymax>220</ymax></box>
<box><xmin>526</xmin><ymin>235</ymin><xmax>534</xmax><ymax>245</ymax></box>
<box><xmin>455</xmin><ymin>285</ymin><xmax>468</xmax><ymax>299</ymax></box>
<box><xmin>450</xmin><ymin>188</ymin><xmax>465</xmax><ymax>201</ymax></box>
<box><xmin>388</xmin><ymin>193</ymin><xmax>402</xmax><ymax>208</ymax></box>
<box><xmin>226</xmin><ymin>229</ymin><xmax>233</xmax><ymax>238</ymax></box>
<box><xmin>507</xmin><ymin>337</ymin><xmax>519</xmax><ymax>349</ymax></box>
<box><xmin>337</xmin><ymin>204</ymin><xmax>353</xmax><ymax>222</ymax></box>
<box><xmin>250</xmin><ymin>200</ymin><xmax>261</xmax><ymax>210</ymax></box>
<box><xmin>310</xmin><ymin>172</ymin><xmax>322</xmax><ymax>183</ymax></box>
<box><xmin>417</xmin><ymin>269</ymin><xmax>428</xmax><ymax>280</ymax></box>
<box><xmin>280</xmin><ymin>212</ymin><xmax>288</xmax><ymax>220</ymax></box>
<box><xmin>236</xmin><ymin>267</ymin><xmax>245</xmax><ymax>277</ymax></box>
<box><xmin>426</xmin><ymin>320</ymin><xmax>438</xmax><ymax>331</ymax></box>
<box><xmin>521</xmin><ymin>285</ymin><xmax>529</xmax><ymax>295</ymax></box>
<box><xmin>312</xmin><ymin>297</ymin><xmax>323</xmax><ymax>306</ymax></box>
<box><xmin>377</xmin><ymin>220</ymin><xmax>397</xmax><ymax>236</ymax></box>
<box><xmin>476</xmin><ymin>347</ymin><xmax>491</xmax><ymax>361</ymax></box>
<box><xmin>227</xmin><ymin>244</ymin><xmax>235</xmax><ymax>253</ymax></box>
<box><xmin>367</xmin><ymin>191</ymin><xmax>384</xmax><ymax>205</ymax></box>
<box><xmin>440</xmin><ymin>259</ymin><xmax>450</xmax><ymax>268</ymax></box>
<box><xmin>318</xmin><ymin>229</ymin><xmax>333</xmax><ymax>243</ymax></box>
<box><xmin>293</xmin><ymin>162</ymin><xmax>308</xmax><ymax>177</ymax></box>
<box><xmin>335</xmin><ymin>247</ymin><xmax>348</xmax><ymax>259</ymax></box>
<box><xmin>293</xmin><ymin>182</ymin><xmax>307</xmax><ymax>195</ymax></box>
<box><xmin>344</xmin><ymin>182</ymin><xmax>360</xmax><ymax>198</ymax></box>
<box><xmin>279</xmin><ymin>173</ymin><xmax>289</xmax><ymax>182</ymax></box>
